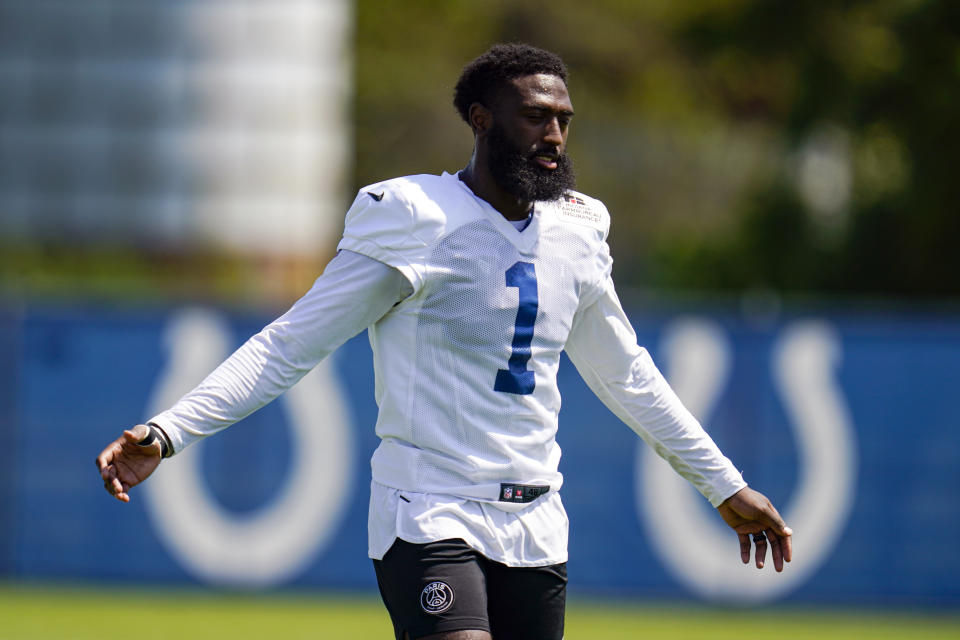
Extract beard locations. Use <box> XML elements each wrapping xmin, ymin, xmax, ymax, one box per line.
<box><xmin>485</xmin><ymin>123</ymin><xmax>576</xmax><ymax>202</ymax></box>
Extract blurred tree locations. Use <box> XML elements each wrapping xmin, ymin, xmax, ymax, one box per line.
<box><xmin>4</xmin><ymin>0</ymin><xmax>956</xmax><ymax>303</ymax></box>
<box><xmin>653</xmin><ymin>0</ymin><xmax>960</xmax><ymax>297</ymax></box>
<box><xmin>354</xmin><ymin>0</ymin><xmax>960</xmax><ymax>299</ymax></box>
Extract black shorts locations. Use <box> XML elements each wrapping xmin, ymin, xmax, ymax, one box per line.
<box><xmin>373</xmin><ymin>538</ymin><xmax>567</xmax><ymax>640</ymax></box>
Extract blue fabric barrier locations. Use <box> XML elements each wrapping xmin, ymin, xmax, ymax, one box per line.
<box><xmin>4</xmin><ymin>305</ymin><xmax>958</xmax><ymax>605</ymax></box>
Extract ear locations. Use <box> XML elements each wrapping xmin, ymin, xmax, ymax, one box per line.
<box><xmin>468</xmin><ymin>102</ymin><xmax>493</xmax><ymax>136</ymax></box>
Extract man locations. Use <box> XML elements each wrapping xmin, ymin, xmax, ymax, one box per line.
<box><xmin>97</xmin><ymin>44</ymin><xmax>792</xmax><ymax>640</ymax></box>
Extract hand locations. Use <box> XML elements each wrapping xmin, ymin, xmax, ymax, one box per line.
<box><xmin>95</xmin><ymin>424</ymin><xmax>162</xmax><ymax>502</ymax></box>
<box><xmin>717</xmin><ymin>487</ymin><xmax>793</xmax><ymax>572</ymax></box>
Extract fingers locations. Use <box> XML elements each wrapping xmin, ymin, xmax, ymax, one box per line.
<box><xmin>752</xmin><ymin>532</ymin><xmax>768</xmax><ymax>569</ymax></box>
<box><xmin>103</xmin><ymin>477</ymin><xmax>129</xmax><ymax>501</ymax></box>
<box><xmin>738</xmin><ymin>533</ymin><xmax>751</xmax><ymax>564</ymax></box>
<box><xmin>779</xmin><ymin>528</ymin><xmax>793</xmax><ymax>564</ymax></box>
<box><xmin>101</xmin><ymin>469</ymin><xmax>130</xmax><ymax>502</ymax></box>
<box><xmin>95</xmin><ymin>440</ymin><xmax>119</xmax><ymax>473</ymax></box>
<box><xmin>770</xmin><ymin>532</ymin><xmax>784</xmax><ymax>572</ymax></box>
<box><xmin>760</xmin><ymin>503</ymin><xmax>793</xmax><ymax>569</ymax></box>
<box><xmin>742</xmin><ymin>529</ymin><xmax>791</xmax><ymax>571</ymax></box>
<box><xmin>95</xmin><ymin>439</ymin><xmax>123</xmax><ymax>500</ymax></box>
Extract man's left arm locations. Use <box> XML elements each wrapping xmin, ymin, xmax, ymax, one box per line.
<box><xmin>564</xmin><ymin>278</ymin><xmax>792</xmax><ymax>571</ymax></box>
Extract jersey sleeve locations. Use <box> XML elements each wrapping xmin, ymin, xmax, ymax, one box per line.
<box><xmin>149</xmin><ymin>250</ymin><xmax>412</xmax><ymax>454</ymax></box>
<box><xmin>337</xmin><ymin>183</ymin><xmax>431</xmax><ymax>293</ymax></box>
<box><xmin>564</xmin><ymin>277</ymin><xmax>746</xmax><ymax>507</ymax></box>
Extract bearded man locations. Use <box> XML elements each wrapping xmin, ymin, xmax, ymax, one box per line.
<box><xmin>97</xmin><ymin>43</ymin><xmax>792</xmax><ymax>640</ymax></box>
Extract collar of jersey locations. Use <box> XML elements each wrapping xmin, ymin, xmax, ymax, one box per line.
<box><xmin>447</xmin><ymin>171</ymin><xmax>541</xmax><ymax>253</ymax></box>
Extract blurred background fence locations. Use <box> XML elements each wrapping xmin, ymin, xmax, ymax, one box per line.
<box><xmin>1</xmin><ymin>0</ymin><xmax>958</xmax><ymax>610</ymax></box>
<box><xmin>3</xmin><ymin>306</ymin><xmax>959</xmax><ymax>607</ymax></box>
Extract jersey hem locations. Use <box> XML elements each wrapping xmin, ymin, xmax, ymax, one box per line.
<box><xmin>368</xmin><ymin>534</ymin><xmax>569</xmax><ymax>568</ymax></box>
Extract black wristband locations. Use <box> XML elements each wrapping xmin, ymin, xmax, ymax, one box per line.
<box><xmin>153</xmin><ymin>424</ymin><xmax>172</xmax><ymax>458</ymax></box>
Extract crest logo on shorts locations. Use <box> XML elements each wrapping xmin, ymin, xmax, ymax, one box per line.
<box><xmin>420</xmin><ymin>581</ymin><xmax>454</xmax><ymax>614</ymax></box>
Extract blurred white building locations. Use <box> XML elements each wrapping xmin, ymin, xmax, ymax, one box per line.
<box><xmin>0</xmin><ymin>0</ymin><xmax>351</xmax><ymax>258</ymax></box>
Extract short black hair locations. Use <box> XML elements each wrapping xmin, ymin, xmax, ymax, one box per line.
<box><xmin>453</xmin><ymin>43</ymin><xmax>568</xmax><ymax>124</ymax></box>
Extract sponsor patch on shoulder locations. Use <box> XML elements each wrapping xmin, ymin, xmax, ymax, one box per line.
<box><xmin>558</xmin><ymin>194</ymin><xmax>604</xmax><ymax>228</ymax></box>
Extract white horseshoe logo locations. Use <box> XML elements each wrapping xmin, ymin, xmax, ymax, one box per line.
<box><xmin>635</xmin><ymin>317</ymin><xmax>857</xmax><ymax>602</ymax></box>
<box><xmin>143</xmin><ymin>308</ymin><xmax>354</xmax><ymax>587</ymax></box>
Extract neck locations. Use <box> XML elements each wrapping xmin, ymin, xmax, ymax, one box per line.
<box><xmin>459</xmin><ymin>155</ymin><xmax>532</xmax><ymax>221</ymax></box>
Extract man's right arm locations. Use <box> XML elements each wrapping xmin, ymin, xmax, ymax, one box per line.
<box><xmin>96</xmin><ymin>250</ymin><xmax>412</xmax><ymax>502</ymax></box>
<box><xmin>149</xmin><ymin>250</ymin><xmax>412</xmax><ymax>454</ymax></box>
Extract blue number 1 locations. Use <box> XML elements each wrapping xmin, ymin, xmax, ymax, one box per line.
<box><xmin>494</xmin><ymin>261</ymin><xmax>538</xmax><ymax>395</ymax></box>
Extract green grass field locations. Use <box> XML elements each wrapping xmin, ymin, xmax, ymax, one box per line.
<box><xmin>1</xmin><ymin>583</ymin><xmax>957</xmax><ymax>640</ymax></box>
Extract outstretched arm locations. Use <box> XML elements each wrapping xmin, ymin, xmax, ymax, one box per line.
<box><xmin>718</xmin><ymin>486</ymin><xmax>793</xmax><ymax>571</ymax></box>
<box><xmin>566</xmin><ymin>277</ymin><xmax>792</xmax><ymax>571</ymax></box>
<box><xmin>564</xmin><ymin>282</ymin><xmax>746</xmax><ymax>507</ymax></box>
<box><xmin>95</xmin><ymin>250</ymin><xmax>412</xmax><ymax>501</ymax></box>
<box><xmin>149</xmin><ymin>250</ymin><xmax>412</xmax><ymax>454</ymax></box>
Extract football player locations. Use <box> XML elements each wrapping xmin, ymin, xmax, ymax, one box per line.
<box><xmin>97</xmin><ymin>43</ymin><xmax>792</xmax><ymax>640</ymax></box>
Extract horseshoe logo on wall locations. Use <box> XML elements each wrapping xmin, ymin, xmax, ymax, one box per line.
<box><xmin>143</xmin><ymin>308</ymin><xmax>354</xmax><ymax>587</ymax></box>
<box><xmin>635</xmin><ymin>317</ymin><xmax>857</xmax><ymax>602</ymax></box>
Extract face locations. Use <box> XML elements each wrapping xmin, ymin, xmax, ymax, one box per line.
<box><xmin>484</xmin><ymin>73</ymin><xmax>576</xmax><ymax>202</ymax></box>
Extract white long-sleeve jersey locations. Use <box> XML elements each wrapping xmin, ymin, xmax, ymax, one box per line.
<box><xmin>150</xmin><ymin>171</ymin><xmax>745</xmax><ymax>566</ymax></box>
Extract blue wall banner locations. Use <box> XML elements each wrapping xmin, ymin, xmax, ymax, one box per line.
<box><xmin>0</xmin><ymin>307</ymin><xmax>21</xmax><ymax>576</ymax></box>
<box><xmin>3</xmin><ymin>304</ymin><xmax>958</xmax><ymax>606</ymax></box>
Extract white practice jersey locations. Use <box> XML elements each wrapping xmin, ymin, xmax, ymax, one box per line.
<box><xmin>150</xmin><ymin>170</ymin><xmax>745</xmax><ymax>566</ymax></box>
<box><xmin>338</xmin><ymin>171</ymin><xmax>744</xmax><ymax>508</ymax></box>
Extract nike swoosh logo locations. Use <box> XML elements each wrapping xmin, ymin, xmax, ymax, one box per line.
<box><xmin>367</xmin><ymin>191</ymin><xmax>384</xmax><ymax>202</ymax></box>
